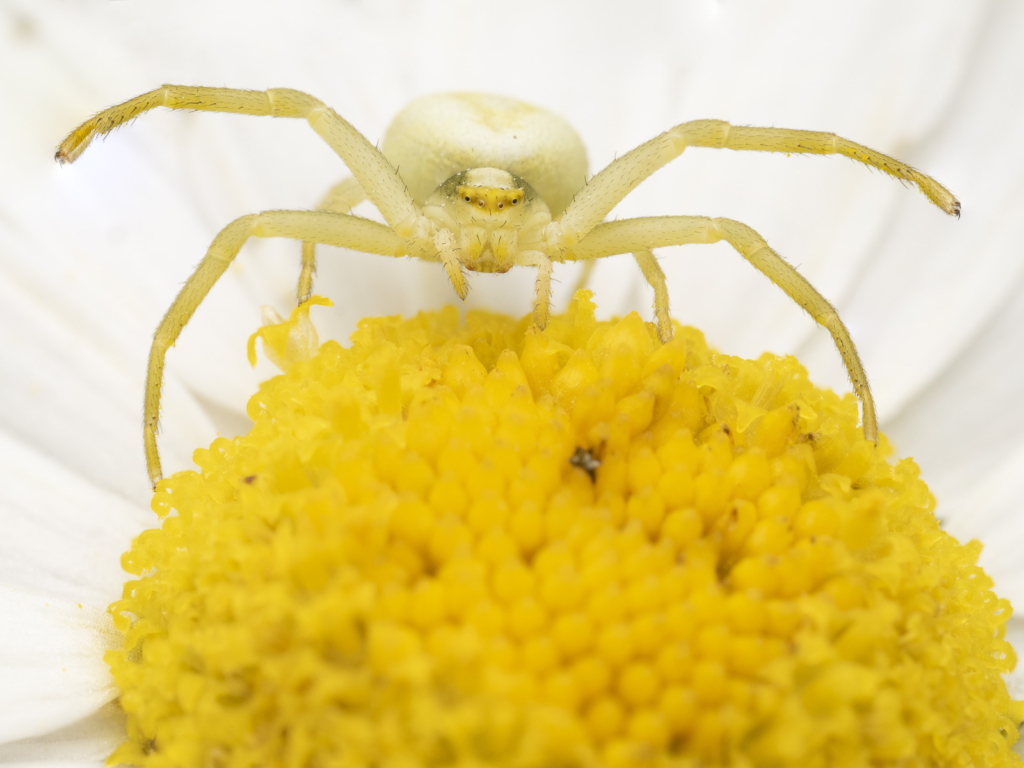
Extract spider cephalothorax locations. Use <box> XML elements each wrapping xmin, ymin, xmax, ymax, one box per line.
<box><xmin>57</xmin><ymin>87</ymin><xmax>959</xmax><ymax>485</ymax></box>
<box><xmin>423</xmin><ymin>168</ymin><xmax>546</xmax><ymax>274</ymax></box>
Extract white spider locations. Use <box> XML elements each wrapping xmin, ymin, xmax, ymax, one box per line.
<box><xmin>57</xmin><ymin>87</ymin><xmax>960</xmax><ymax>486</ymax></box>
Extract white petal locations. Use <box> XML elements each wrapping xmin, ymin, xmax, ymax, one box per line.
<box><xmin>946</xmin><ymin>445</ymin><xmax>1024</xmax><ymax>607</ymax></box>
<box><xmin>0</xmin><ymin>430</ymin><xmax>151</xmax><ymax>608</ymax></box>
<box><xmin>798</xmin><ymin>1</ymin><xmax>1024</xmax><ymax>425</ymax></box>
<box><xmin>0</xmin><ymin>0</ymin><xmax>281</xmax><ymax>424</ymax></box>
<box><xmin>601</xmin><ymin>0</ymin><xmax>985</xmax><ymax>358</ymax></box>
<box><xmin>0</xmin><ymin>1</ymin><xmax>275</xmax><ymax>482</ymax></box>
<box><xmin>0</xmin><ymin>590</ymin><xmax>117</xmax><ymax>745</ymax></box>
<box><xmin>0</xmin><ymin>251</ymin><xmax>218</xmax><ymax>504</ymax></box>
<box><xmin>887</xmin><ymin>274</ymin><xmax>1024</xmax><ymax>600</ymax></box>
<box><xmin>0</xmin><ymin>701</ymin><xmax>123</xmax><ymax>766</ymax></box>
<box><xmin>788</xmin><ymin>3</ymin><xmax>1024</xmax><ymax>605</ymax></box>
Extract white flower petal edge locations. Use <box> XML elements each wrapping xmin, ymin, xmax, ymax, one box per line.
<box><xmin>938</xmin><ymin>441</ymin><xmax>1024</xmax><ymax>605</ymax></box>
<box><xmin>0</xmin><ymin>0</ymin><xmax>286</xmax><ymax>430</ymax></box>
<box><xmin>799</xmin><ymin>0</ymin><xmax>1024</xmax><ymax>417</ymax></box>
<box><xmin>0</xmin><ymin>590</ymin><xmax>118</xmax><ymax>745</ymax></box>
<box><xmin>0</xmin><ymin>243</ymin><xmax>218</xmax><ymax>507</ymax></box>
<box><xmin>0</xmin><ymin>701</ymin><xmax>123</xmax><ymax>767</ymax></box>
<box><xmin>782</xmin><ymin>5</ymin><xmax>1024</xmax><ymax>602</ymax></box>
<box><xmin>629</xmin><ymin>0</ymin><xmax>986</xmax><ymax>366</ymax></box>
<box><xmin>886</xmin><ymin>266</ymin><xmax>1024</xmax><ymax>604</ymax></box>
<box><xmin>0</xmin><ymin>430</ymin><xmax>150</xmax><ymax>608</ymax></box>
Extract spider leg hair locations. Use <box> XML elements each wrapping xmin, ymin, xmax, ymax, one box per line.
<box><xmin>56</xmin><ymin>86</ymin><xmax>419</xmax><ymax>230</ymax></box>
<box><xmin>570</xmin><ymin>216</ymin><xmax>878</xmax><ymax>444</ymax></box>
<box><xmin>300</xmin><ymin>176</ymin><xmax>366</xmax><ymax>303</ymax></box>
<box><xmin>144</xmin><ymin>210</ymin><xmax>405</xmax><ymax>487</ymax></box>
<box><xmin>557</xmin><ymin>120</ymin><xmax>959</xmax><ymax>246</ymax></box>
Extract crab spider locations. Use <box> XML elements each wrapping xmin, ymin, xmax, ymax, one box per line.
<box><xmin>57</xmin><ymin>87</ymin><xmax>960</xmax><ymax>487</ymax></box>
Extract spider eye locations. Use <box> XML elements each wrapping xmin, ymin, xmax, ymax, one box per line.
<box><xmin>511</xmin><ymin>198</ymin><xmax>519</xmax><ymax>205</ymax></box>
<box><xmin>478</xmin><ymin>200</ymin><xmax>485</xmax><ymax>208</ymax></box>
<box><xmin>497</xmin><ymin>202</ymin><xmax>504</xmax><ymax>209</ymax></box>
<box><xmin>464</xmin><ymin>196</ymin><xmax>471</xmax><ymax>202</ymax></box>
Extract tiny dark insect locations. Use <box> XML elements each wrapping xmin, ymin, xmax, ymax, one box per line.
<box><xmin>569</xmin><ymin>447</ymin><xmax>601</xmax><ymax>483</ymax></box>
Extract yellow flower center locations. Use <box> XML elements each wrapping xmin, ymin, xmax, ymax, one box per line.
<box><xmin>108</xmin><ymin>291</ymin><xmax>1023</xmax><ymax>767</ymax></box>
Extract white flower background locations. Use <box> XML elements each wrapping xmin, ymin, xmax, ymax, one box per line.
<box><xmin>1</xmin><ymin>0</ymin><xmax>1023</xmax><ymax>764</ymax></box>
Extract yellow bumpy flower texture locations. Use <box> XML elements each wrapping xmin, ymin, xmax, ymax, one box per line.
<box><xmin>108</xmin><ymin>291</ymin><xmax>1023</xmax><ymax>768</ymax></box>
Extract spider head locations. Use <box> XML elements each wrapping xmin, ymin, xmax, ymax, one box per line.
<box><xmin>423</xmin><ymin>168</ymin><xmax>551</xmax><ymax>273</ymax></box>
<box><xmin>456</xmin><ymin>183</ymin><xmax>524</xmax><ymax>216</ymax></box>
<box><xmin>437</xmin><ymin>168</ymin><xmax>534</xmax><ymax>227</ymax></box>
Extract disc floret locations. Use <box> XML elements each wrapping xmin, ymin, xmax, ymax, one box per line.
<box><xmin>109</xmin><ymin>293</ymin><xmax>1022</xmax><ymax>768</ymax></box>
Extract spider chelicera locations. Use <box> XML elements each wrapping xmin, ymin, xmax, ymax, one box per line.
<box><xmin>57</xmin><ymin>87</ymin><xmax>959</xmax><ymax>486</ymax></box>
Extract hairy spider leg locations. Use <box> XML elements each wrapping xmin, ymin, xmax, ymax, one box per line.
<box><xmin>569</xmin><ymin>252</ymin><xmax>668</xmax><ymax>338</ymax></box>
<box><xmin>518</xmin><ymin>251</ymin><xmax>555</xmax><ymax>328</ymax></box>
<box><xmin>56</xmin><ymin>86</ymin><xmax>419</xmax><ymax>232</ymax></box>
<box><xmin>299</xmin><ymin>176</ymin><xmax>366</xmax><ymax>303</ymax></box>
<box><xmin>144</xmin><ymin>210</ymin><xmax>405</xmax><ymax>487</ymax></box>
<box><xmin>433</xmin><ymin>228</ymin><xmax>468</xmax><ymax>300</ymax></box>
<box><xmin>631</xmin><ymin>250</ymin><xmax>671</xmax><ymax>343</ymax></box>
<box><xmin>556</xmin><ymin>120</ymin><xmax>960</xmax><ymax>247</ymax></box>
<box><xmin>570</xmin><ymin>215</ymin><xmax>878</xmax><ymax>444</ymax></box>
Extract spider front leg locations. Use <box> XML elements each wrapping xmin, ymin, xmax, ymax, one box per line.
<box><xmin>299</xmin><ymin>177</ymin><xmax>366</xmax><ymax>303</ymax></box>
<box><xmin>571</xmin><ymin>215</ymin><xmax>878</xmax><ymax>443</ymax></box>
<box><xmin>145</xmin><ymin>210</ymin><xmax>405</xmax><ymax>487</ymax></box>
<box><xmin>554</xmin><ymin>119</ymin><xmax>959</xmax><ymax>247</ymax></box>
<box><xmin>57</xmin><ymin>85</ymin><xmax>420</xmax><ymax>231</ymax></box>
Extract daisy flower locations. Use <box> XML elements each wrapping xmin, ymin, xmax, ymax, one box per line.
<box><xmin>1</xmin><ymin>0</ymin><xmax>1023</xmax><ymax>765</ymax></box>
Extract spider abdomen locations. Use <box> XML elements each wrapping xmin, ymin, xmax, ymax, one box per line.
<box><xmin>382</xmin><ymin>93</ymin><xmax>588</xmax><ymax>215</ymax></box>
